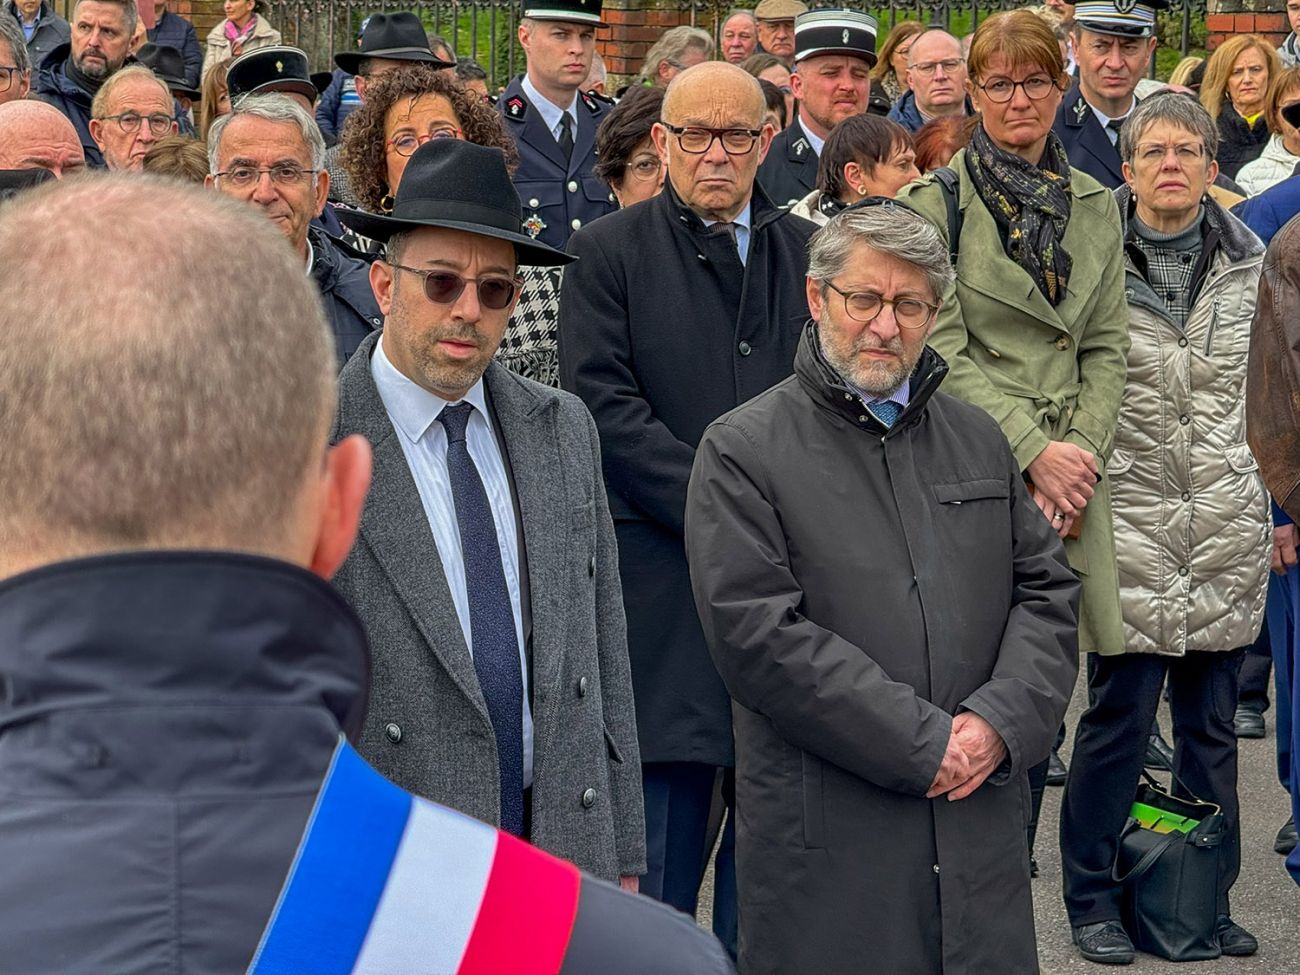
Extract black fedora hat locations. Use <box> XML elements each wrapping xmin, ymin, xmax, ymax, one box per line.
<box><xmin>337</xmin><ymin>139</ymin><xmax>573</xmax><ymax>267</ymax></box>
<box><xmin>227</xmin><ymin>46</ymin><xmax>320</xmax><ymax>103</ymax></box>
<box><xmin>335</xmin><ymin>13</ymin><xmax>455</xmax><ymax>74</ymax></box>
<box><xmin>135</xmin><ymin>43</ymin><xmax>200</xmax><ymax>100</ymax></box>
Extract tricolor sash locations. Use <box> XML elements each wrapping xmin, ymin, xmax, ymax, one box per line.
<box><xmin>247</xmin><ymin>739</ymin><xmax>581</xmax><ymax>974</ymax></box>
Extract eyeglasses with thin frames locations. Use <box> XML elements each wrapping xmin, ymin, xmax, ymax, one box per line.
<box><xmin>0</xmin><ymin>66</ymin><xmax>20</xmax><ymax>93</ymax></box>
<box><xmin>385</xmin><ymin>127</ymin><xmax>463</xmax><ymax>157</ymax></box>
<box><xmin>213</xmin><ymin>164</ymin><xmax>319</xmax><ymax>188</ymax></box>
<box><xmin>823</xmin><ymin>280</ymin><xmax>938</xmax><ymax>330</ymax></box>
<box><xmin>387</xmin><ymin>263</ymin><xmax>523</xmax><ymax>310</ymax></box>
<box><xmin>910</xmin><ymin>58</ymin><xmax>965</xmax><ymax>77</ymax></box>
<box><xmin>663</xmin><ymin>124</ymin><xmax>763</xmax><ymax>155</ymax></box>
<box><xmin>98</xmin><ymin>112</ymin><xmax>174</xmax><ymax>136</ymax></box>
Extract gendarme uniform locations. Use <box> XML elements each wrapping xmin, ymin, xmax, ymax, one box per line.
<box><xmin>499</xmin><ymin>0</ymin><xmax>615</xmax><ymax>251</ymax></box>
<box><xmin>1053</xmin><ymin>0</ymin><xmax>1169</xmax><ymax>189</ymax></box>
<box><xmin>758</xmin><ymin>9</ymin><xmax>876</xmax><ymax>208</ymax></box>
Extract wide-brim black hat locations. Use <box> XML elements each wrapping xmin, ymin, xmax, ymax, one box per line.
<box><xmin>335</xmin><ymin>12</ymin><xmax>456</xmax><ymax>74</ymax></box>
<box><xmin>227</xmin><ymin>46</ymin><xmax>319</xmax><ymax>102</ymax></box>
<box><xmin>135</xmin><ymin>42</ymin><xmax>200</xmax><ymax>99</ymax></box>
<box><xmin>337</xmin><ymin>139</ymin><xmax>574</xmax><ymax>267</ymax></box>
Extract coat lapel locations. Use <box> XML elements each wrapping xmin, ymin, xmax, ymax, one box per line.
<box><xmin>333</xmin><ymin>333</ymin><xmax>491</xmax><ymax>724</ymax></box>
<box><xmin>483</xmin><ymin>363</ymin><xmax>570</xmax><ymax>722</ymax></box>
<box><xmin>519</xmin><ymin>96</ymin><xmax>569</xmax><ymax>172</ymax></box>
<box><xmin>1062</xmin><ymin>85</ymin><xmax>1124</xmax><ymax>185</ymax></box>
<box><xmin>569</xmin><ymin>95</ymin><xmax>598</xmax><ymax>178</ymax></box>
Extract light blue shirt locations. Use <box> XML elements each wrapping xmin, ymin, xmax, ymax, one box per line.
<box><xmin>803</xmin><ymin>122</ymin><xmax>826</xmax><ymax>158</ymax></box>
<box><xmin>521</xmin><ymin>73</ymin><xmax>579</xmax><ymax>145</ymax></box>
<box><xmin>704</xmin><ymin>201</ymin><xmax>752</xmax><ymax>265</ymax></box>
<box><xmin>371</xmin><ymin>335</ymin><xmax>534</xmax><ymax>787</ymax></box>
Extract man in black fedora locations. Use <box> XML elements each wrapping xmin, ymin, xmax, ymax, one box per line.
<box><xmin>333</xmin><ymin>138</ymin><xmax>648</xmax><ymax>892</ymax></box>
<box><xmin>134</xmin><ymin>41</ymin><xmax>197</xmax><ymax>135</ymax></box>
<box><xmin>145</xmin><ymin>0</ymin><xmax>199</xmax><ymax>89</ymax></box>
<box><xmin>757</xmin><ymin>8</ymin><xmax>877</xmax><ymax>208</ymax></box>
<box><xmin>498</xmin><ymin>0</ymin><xmax>616</xmax><ymax>250</ymax></box>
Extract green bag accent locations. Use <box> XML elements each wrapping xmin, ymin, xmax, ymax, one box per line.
<box><xmin>1130</xmin><ymin>800</ymin><xmax>1200</xmax><ymax>835</ymax></box>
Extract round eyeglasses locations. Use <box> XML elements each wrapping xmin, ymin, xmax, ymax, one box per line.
<box><xmin>385</xmin><ymin>127</ymin><xmax>463</xmax><ymax>157</ymax></box>
<box><xmin>975</xmin><ymin>75</ymin><xmax>1059</xmax><ymax>104</ymax></box>
<box><xmin>824</xmin><ymin>281</ymin><xmax>938</xmax><ymax>329</ymax></box>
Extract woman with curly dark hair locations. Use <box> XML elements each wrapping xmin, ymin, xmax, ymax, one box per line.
<box><xmin>338</xmin><ymin>65</ymin><xmax>572</xmax><ymax>385</ymax></box>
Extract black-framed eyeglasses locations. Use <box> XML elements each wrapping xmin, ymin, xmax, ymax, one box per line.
<box><xmin>663</xmin><ymin>124</ymin><xmax>763</xmax><ymax>155</ymax></box>
<box><xmin>214</xmin><ymin>164</ymin><xmax>318</xmax><ymax>188</ymax></box>
<box><xmin>823</xmin><ymin>280</ymin><xmax>938</xmax><ymax>329</ymax></box>
<box><xmin>976</xmin><ymin>75</ymin><xmax>1059</xmax><ymax>104</ymax></box>
<box><xmin>388</xmin><ymin>263</ymin><xmax>523</xmax><ymax>310</ymax></box>
<box><xmin>0</xmin><ymin>65</ymin><xmax>20</xmax><ymax>93</ymax></box>
<box><xmin>98</xmin><ymin>111</ymin><xmax>174</xmax><ymax>136</ymax></box>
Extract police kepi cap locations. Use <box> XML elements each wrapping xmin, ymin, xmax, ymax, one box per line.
<box><xmin>227</xmin><ymin>46</ymin><xmax>319</xmax><ymax>103</ymax></box>
<box><xmin>754</xmin><ymin>0</ymin><xmax>808</xmax><ymax>21</ymax></box>
<box><xmin>335</xmin><ymin>12</ymin><xmax>456</xmax><ymax>73</ymax></box>
<box><xmin>521</xmin><ymin>0</ymin><xmax>605</xmax><ymax>27</ymax></box>
<box><xmin>1073</xmin><ymin>0</ymin><xmax>1171</xmax><ymax>38</ymax></box>
<box><xmin>337</xmin><ymin>139</ymin><xmax>575</xmax><ymax>267</ymax></box>
<box><xmin>794</xmin><ymin>9</ymin><xmax>878</xmax><ymax>68</ymax></box>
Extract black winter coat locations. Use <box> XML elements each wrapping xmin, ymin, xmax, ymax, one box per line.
<box><xmin>757</xmin><ymin>116</ymin><xmax>818</xmax><ymax>208</ymax></box>
<box><xmin>0</xmin><ymin>553</ymin><xmax>736</xmax><ymax>975</ymax></box>
<box><xmin>309</xmin><ymin>225</ymin><xmax>382</xmax><ymax>367</ymax></box>
<box><xmin>32</xmin><ymin>42</ymin><xmax>99</xmax><ymax>166</ymax></box>
<box><xmin>685</xmin><ymin>326</ymin><xmax>1080</xmax><ymax>975</ymax></box>
<box><xmin>1216</xmin><ymin>105</ymin><xmax>1270</xmax><ymax>180</ymax></box>
<box><xmin>558</xmin><ymin>183</ymin><xmax>816</xmax><ymax>766</ymax></box>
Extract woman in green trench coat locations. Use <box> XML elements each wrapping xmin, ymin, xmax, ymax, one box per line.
<box><xmin>899</xmin><ymin>10</ymin><xmax>1130</xmax><ymax>658</ymax></box>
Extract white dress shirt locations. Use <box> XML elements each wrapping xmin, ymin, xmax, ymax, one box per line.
<box><xmin>522</xmin><ymin>73</ymin><xmax>579</xmax><ymax>145</ymax></box>
<box><xmin>803</xmin><ymin>122</ymin><xmax>827</xmax><ymax>158</ymax></box>
<box><xmin>1090</xmin><ymin>97</ymin><xmax>1137</xmax><ymax>147</ymax></box>
<box><xmin>371</xmin><ymin>335</ymin><xmax>534</xmax><ymax>787</ymax></box>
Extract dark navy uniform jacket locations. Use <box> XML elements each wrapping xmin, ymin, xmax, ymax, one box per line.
<box><xmin>757</xmin><ymin>116</ymin><xmax>818</xmax><ymax>209</ymax></box>
<box><xmin>1053</xmin><ymin>82</ymin><xmax>1125</xmax><ymax>189</ymax></box>
<box><xmin>498</xmin><ymin>76</ymin><xmax>617</xmax><ymax>251</ymax></box>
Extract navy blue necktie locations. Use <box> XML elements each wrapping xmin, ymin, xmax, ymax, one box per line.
<box><xmin>438</xmin><ymin>402</ymin><xmax>524</xmax><ymax>835</ymax></box>
<box><xmin>870</xmin><ymin>400</ymin><xmax>902</xmax><ymax>428</ymax></box>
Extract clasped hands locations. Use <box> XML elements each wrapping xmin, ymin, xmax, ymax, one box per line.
<box><xmin>926</xmin><ymin>712</ymin><xmax>1008</xmax><ymax>802</ymax></box>
<box><xmin>1027</xmin><ymin>440</ymin><xmax>1098</xmax><ymax>539</ymax></box>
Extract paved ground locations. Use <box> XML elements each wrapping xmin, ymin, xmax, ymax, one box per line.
<box><xmin>699</xmin><ymin>674</ymin><xmax>1300</xmax><ymax>973</ymax></box>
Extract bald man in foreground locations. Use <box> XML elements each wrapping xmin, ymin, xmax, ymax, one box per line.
<box><xmin>0</xmin><ymin>99</ymin><xmax>86</xmax><ymax>176</ymax></box>
<box><xmin>0</xmin><ymin>175</ymin><xmax>733</xmax><ymax>974</ymax></box>
<box><xmin>558</xmin><ymin>61</ymin><xmax>817</xmax><ymax>954</ymax></box>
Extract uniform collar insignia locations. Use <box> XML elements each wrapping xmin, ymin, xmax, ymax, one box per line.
<box><xmin>582</xmin><ymin>92</ymin><xmax>599</xmax><ymax>113</ymax></box>
<box><xmin>793</xmin><ymin>137</ymin><xmax>809</xmax><ymax>157</ymax></box>
<box><xmin>1073</xmin><ymin>96</ymin><xmax>1089</xmax><ymax>124</ymax></box>
<box><xmin>506</xmin><ymin>95</ymin><xmax>527</xmax><ymax>120</ymax></box>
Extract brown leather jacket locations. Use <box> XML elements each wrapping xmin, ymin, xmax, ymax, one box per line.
<box><xmin>1247</xmin><ymin>214</ymin><xmax>1300</xmax><ymax>521</ymax></box>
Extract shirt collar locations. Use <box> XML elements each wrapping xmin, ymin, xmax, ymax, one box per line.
<box><xmin>521</xmin><ymin>73</ymin><xmax>579</xmax><ymax>137</ymax></box>
<box><xmin>849</xmin><ymin>377</ymin><xmax>910</xmax><ymax>409</ymax></box>
<box><xmin>703</xmin><ymin>200</ymin><xmax>752</xmax><ymax>233</ymax></box>
<box><xmin>304</xmin><ymin>235</ymin><xmax>314</xmax><ymax>274</ymax></box>
<box><xmin>1089</xmin><ymin>94</ymin><xmax>1137</xmax><ymax>132</ymax></box>
<box><xmin>802</xmin><ymin>120</ymin><xmax>826</xmax><ymax>157</ymax></box>
<box><xmin>371</xmin><ymin>332</ymin><xmax>490</xmax><ymax>444</ymax></box>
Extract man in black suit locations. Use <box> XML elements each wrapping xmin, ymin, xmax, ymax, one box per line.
<box><xmin>1052</xmin><ymin>0</ymin><xmax>1162</xmax><ymax>189</ymax></box>
<box><xmin>559</xmin><ymin>60</ymin><xmax>816</xmax><ymax>956</ymax></box>
<box><xmin>758</xmin><ymin>8</ymin><xmax>876</xmax><ymax>208</ymax></box>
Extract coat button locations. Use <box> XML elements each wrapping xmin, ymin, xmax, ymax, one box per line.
<box><xmin>1181</xmin><ymin>491</ymin><xmax>1191</xmax><ymax>501</ymax></box>
<box><xmin>528</xmin><ymin>198</ymin><xmax>540</xmax><ymax>208</ymax></box>
<box><xmin>582</xmin><ymin>788</ymin><xmax>596</xmax><ymax>808</ymax></box>
<box><xmin>567</xmin><ymin>180</ymin><xmax>578</xmax><ymax>192</ymax></box>
<box><xmin>578</xmin><ymin>676</ymin><xmax>589</xmax><ymax>697</ymax></box>
<box><xmin>1055</xmin><ymin>336</ymin><xmax>1070</xmax><ymax>351</ymax></box>
<box><xmin>738</xmin><ymin>340</ymin><xmax>752</xmax><ymax>356</ymax></box>
<box><xmin>588</xmin><ymin>555</ymin><xmax>596</xmax><ymax>576</ymax></box>
<box><xmin>1178</xmin><ymin>566</ymin><xmax>1189</xmax><ymax>577</ymax></box>
<box><xmin>1179</xmin><ymin>414</ymin><xmax>1190</xmax><ymax>425</ymax></box>
<box><xmin>384</xmin><ymin>722</ymin><xmax>403</xmax><ymax>743</ymax></box>
<box><xmin>933</xmin><ymin>864</ymin><xmax>940</xmax><ymax>874</ymax></box>
<box><xmin>570</xmin><ymin>218</ymin><xmax>582</xmax><ymax>230</ymax></box>
<box><xmin>1178</xmin><ymin>337</ymin><xmax>1188</xmax><ymax>348</ymax></box>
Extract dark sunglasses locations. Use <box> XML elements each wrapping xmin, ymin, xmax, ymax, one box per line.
<box><xmin>388</xmin><ymin>263</ymin><xmax>522</xmax><ymax>310</ymax></box>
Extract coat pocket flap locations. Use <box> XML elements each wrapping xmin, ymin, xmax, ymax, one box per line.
<box><xmin>1108</xmin><ymin>449</ymin><xmax>1135</xmax><ymax>475</ymax></box>
<box><xmin>933</xmin><ymin>478</ymin><xmax>1010</xmax><ymax>504</ymax></box>
<box><xmin>602</xmin><ymin>723</ymin><xmax>624</xmax><ymax>764</ymax></box>
<box><xmin>1225</xmin><ymin>443</ymin><xmax>1260</xmax><ymax>474</ymax></box>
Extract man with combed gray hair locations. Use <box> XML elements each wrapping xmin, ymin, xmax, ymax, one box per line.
<box><xmin>1059</xmin><ymin>90</ymin><xmax>1265</xmax><ymax>964</ymax></box>
<box><xmin>0</xmin><ymin>174</ymin><xmax>736</xmax><ymax>975</ymax></box>
<box><xmin>207</xmin><ymin>93</ymin><xmax>380</xmax><ymax>367</ymax></box>
<box><xmin>720</xmin><ymin>10</ymin><xmax>758</xmax><ymax>64</ymax></box>
<box><xmin>0</xmin><ymin>12</ymin><xmax>31</xmax><ymax>104</ymax></box>
<box><xmin>636</xmin><ymin>25</ymin><xmax>713</xmax><ymax>87</ymax></box>
<box><xmin>685</xmin><ymin>201</ymin><xmax>1081</xmax><ymax>975</ymax></box>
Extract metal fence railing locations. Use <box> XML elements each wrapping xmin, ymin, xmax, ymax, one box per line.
<box><xmin>270</xmin><ymin>0</ymin><xmax>1208</xmax><ymax>88</ymax></box>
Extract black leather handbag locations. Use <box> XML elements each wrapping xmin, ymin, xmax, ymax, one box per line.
<box><xmin>1111</xmin><ymin>771</ymin><xmax>1226</xmax><ymax>961</ymax></box>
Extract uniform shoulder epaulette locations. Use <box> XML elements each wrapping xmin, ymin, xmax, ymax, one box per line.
<box><xmin>583</xmin><ymin>88</ymin><xmax>615</xmax><ymax>107</ymax></box>
<box><xmin>505</xmin><ymin>95</ymin><xmax>528</xmax><ymax>121</ymax></box>
<box><xmin>580</xmin><ymin>91</ymin><xmax>605</xmax><ymax>114</ymax></box>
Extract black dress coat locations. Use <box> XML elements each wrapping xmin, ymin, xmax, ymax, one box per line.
<box><xmin>1054</xmin><ymin>82</ymin><xmax>1125</xmax><ymax>189</ymax></box>
<box><xmin>685</xmin><ymin>327</ymin><xmax>1080</xmax><ymax>975</ymax></box>
<box><xmin>1216</xmin><ymin>105</ymin><xmax>1271</xmax><ymax>180</ymax></box>
<box><xmin>309</xmin><ymin>226</ymin><xmax>382</xmax><ymax>368</ymax></box>
<box><xmin>757</xmin><ymin>116</ymin><xmax>818</xmax><ymax>208</ymax></box>
<box><xmin>558</xmin><ymin>182</ymin><xmax>816</xmax><ymax>767</ymax></box>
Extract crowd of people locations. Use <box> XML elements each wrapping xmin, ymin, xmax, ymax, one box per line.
<box><xmin>2</xmin><ymin>0</ymin><xmax>1300</xmax><ymax>971</ymax></box>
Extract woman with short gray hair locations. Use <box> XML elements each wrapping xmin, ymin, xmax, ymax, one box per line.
<box><xmin>1059</xmin><ymin>90</ymin><xmax>1267</xmax><ymax>963</ymax></box>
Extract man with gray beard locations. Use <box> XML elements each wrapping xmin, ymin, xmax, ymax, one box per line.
<box><xmin>684</xmin><ymin>202</ymin><xmax>1081</xmax><ymax>975</ymax></box>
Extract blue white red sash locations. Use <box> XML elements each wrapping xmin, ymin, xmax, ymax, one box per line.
<box><xmin>247</xmin><ymin>739</ymin><xmax>581</xmax><ymax>974</ymax></box>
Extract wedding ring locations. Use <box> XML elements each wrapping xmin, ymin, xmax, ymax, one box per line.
<box><xmin>1052</xmin><ymin>513</ymin><xmax>1064</xmax><ymax>523</ymax></box>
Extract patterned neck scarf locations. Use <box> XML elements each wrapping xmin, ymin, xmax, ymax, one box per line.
<box><xmin>966</xmin><ymin>122</ymin><xmax>1074</xmax><ymax>306</ymax></box>
<box><xmin>225</xmin><ymin>14</ymin><xmax>258</xmax><ymax>46</ymax></box>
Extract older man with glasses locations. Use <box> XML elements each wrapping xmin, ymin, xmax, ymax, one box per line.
<box><xmin>87</xmin><ymin>64</ymin><xmax>175</xmax><ymax>170</ymax></box>
<box><xmin>0</xmin><ymin>13</ymin><xmax>31</xmax><ymax>104</ymax></box>
<box><xmin>206</xmin><ymin>94</ymin><xmax>381</xmax><ymax>366</ymax></box>
<box><xmin>887</xmin><ymin>28</ymin><xmax>972</xmax><ymax>132</ymax></box>
<box><xmin>558</xmin><ymin>60</ymin><xmax>816</xmax><ymax>958</ymax></box>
